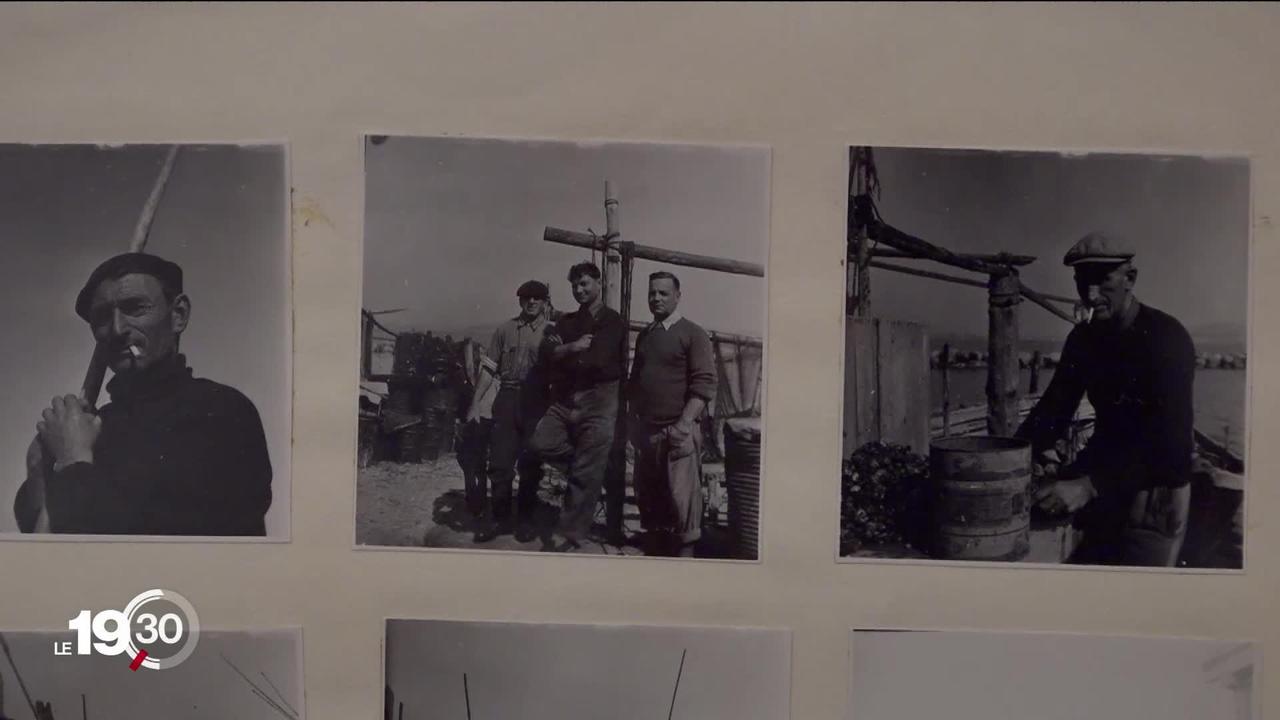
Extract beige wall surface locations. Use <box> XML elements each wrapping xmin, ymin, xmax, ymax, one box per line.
<box><xmin>0</xmin><ymin>4</ymin><xmax>1277</xmax><ymax>719</ymax></box>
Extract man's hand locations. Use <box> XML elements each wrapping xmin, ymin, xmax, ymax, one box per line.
<box><xmin>672</xmin><ymin>416</ymin><xmax>696</xmax><ymax>438</ymax></box>
<box><xmin>36</xmin><ymin>394</ymin><xmax>100</xmax><ymax>470</ymax></box>
<box><xmin>568</xmin><ymin>334</ymin><xmax>593</xmax><ymax>352</ymax></box>
<box><xmin>1033</xmin><ymin>476</ymin><xmax>1097</xmax><ymax>515</ymax></box>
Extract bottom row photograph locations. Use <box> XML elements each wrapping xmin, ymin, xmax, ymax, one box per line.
<box><xmin>0</xmin><ymin>622</ymin><xmax>1255</xmax><ymax>720</ymax></box>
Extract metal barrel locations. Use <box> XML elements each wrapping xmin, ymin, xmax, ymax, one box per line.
<box><xmin>397</xmin><ymin>425</ymin><xmax>427</xmax><ymax>463</ymax></box>
<box><xmin>723</xmin><ymin>417</ymin><xmax>763</xmax><ymax>560</ymax></box>
<box><xmin>929</xmin><ymin>436</ymin><xmax>1031</xmax><ymax>561</ymax></box>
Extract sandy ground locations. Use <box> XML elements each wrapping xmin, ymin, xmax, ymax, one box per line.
<box><xmin>356</xmin><ymin>453</ymin><xmax>739</xmax><ymax>558</ymax></box>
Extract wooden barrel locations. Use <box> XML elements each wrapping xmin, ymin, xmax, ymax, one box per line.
<box><xmin>930</xmin><ymin>436</ymin><xmax>1031</xmax><ymax>561</ymax></box>
<box><xmin>724</xmin><ymin>417</ymin><xmax>762</xmax><ymax>560</ymax></box>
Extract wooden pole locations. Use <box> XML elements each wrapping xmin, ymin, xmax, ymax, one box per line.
<box><xmin>868</xmin><ymin>260</ymin><xmax>1079</xmax><ymax>326</ymax></box>
<box><xmin>603</xmin><ymin>181</ymin><xmax>622</xmax><ymax>310</ymax></box>
<box><xmin>849</xmin><ymin>148</ymin><xmax>872</xmax><ymax>317</ymax></box>
<box><xmin>464</xmin><ymin>673</ymin><xmax>472</xmax><ymax>720</ymax></box>
<box><xmin>544</xmin><ymin>227</ymin><xmax>764</xmax><ymax>277</ymax></box>
<box><xmin>362</xmin><ymin>312</ymin><xmax>374</xmax><ymax>380</ymax></box>
<box><xmin>870</xmin><ymin>247</ymin><xmax>1038</xmax><ymax>266</ymax></box>
<box><xmin>82</xmin><ymin>693</ymin><xmax>87</xmax><ymax>720</ymax></box>
<box><xmin>941</xmin><ymin>343</ymin><xmax>951</xmax><ymax>437</ymax></box>
<box><xmin>24</xmin><ymin>145</ymin><xmax>181</xmax><ymax>534</ymax></box>
<box><xmin>0</xmin><ymin>635</ymin><xmax>38</xmax><ymax>719</ymax></box>
<box><xmin>604</xmin><ymin>240</ymin><xmax>633</xmax><ymax>540</ymax></box>
<box><xmin>986</xmin><ymin>271</ymin><xmax>1022</xmax><ymax>436</ymax></box>
<box><xmin>667</xmin><ymin>649</ymin><xmax>687</xmax><ymax>720</ymax></box>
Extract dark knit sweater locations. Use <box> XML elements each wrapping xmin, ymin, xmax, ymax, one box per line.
<box><xmin>1015</xmin><ymin>303</ymin><xmax>1196</xmax><ymax>493</ymax></box>
<box><xmin>18</xmin><ymin>354</ymin><xmax>273</xmax><ymax>535</ymax></box>
<box><xmin>544</xmin><ymin>304</ymin><xmax>626</xmax><ymax>401</ymax></box>
<box><xmin>629</xmin><ymin>317</ymin><xmax>718</xmax><ymax>425</ymax></box>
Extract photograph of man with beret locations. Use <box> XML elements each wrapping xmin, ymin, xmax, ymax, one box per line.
<box><xmin>0</xmin><ymin>143</ymin><xmax>290</xmax><ymax>539</ymax></box>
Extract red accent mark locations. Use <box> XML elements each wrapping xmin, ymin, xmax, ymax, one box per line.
<box><xmin>129</xmin><ymin>649</ymin><xmax>148</xmax><ymax>671</ymax></box>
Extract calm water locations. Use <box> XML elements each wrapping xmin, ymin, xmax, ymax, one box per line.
<box><xmin>931</xmin><ymin>368</ymin><xmax>1247</xmax><ymax>455</ymax></box>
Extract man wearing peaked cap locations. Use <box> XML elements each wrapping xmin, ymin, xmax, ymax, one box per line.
<box><xmin>1015</xmin><ymin>232</ymin><xmax>1197</xmax><ymax>567</ymax></box>
<box><xmin>14</xmin><ymin>252</ymin><xmax>273</xmax><ymax>536</ymax></box>
<box><xmin>1061</xmin><ymin>231</ymin><xmax>1136</xmax><ymax>267</ymax></box>
<box><xmin>470</xmin><ymin>279</ymin><xmax>554</xmax><ymax>543</ymax></box>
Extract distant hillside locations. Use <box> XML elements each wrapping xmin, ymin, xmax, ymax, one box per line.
<box><xmin>930</xmin><ymin>322</ymin><xmax>1246</xmax><ymax>356</ymax></box>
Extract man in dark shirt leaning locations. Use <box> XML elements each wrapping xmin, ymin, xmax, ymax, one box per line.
<box><xmin>528</xmin><ymin>262</ymin><xmax>626</xmax><ymax>551</ymax></box>
<box><xmin>1015</xmin><ymin>232</ymin><xmax>1195</xmax><ymax>567</ymax></box>
<box><xmin>629</xmin><ymin>271</ymin><xmax>717</xmax><ymax>557</ymax></box>
<box><xmin>14</xmin><ymin>252</ymin><xmax>273</xmax><ymax>536</ymax></box>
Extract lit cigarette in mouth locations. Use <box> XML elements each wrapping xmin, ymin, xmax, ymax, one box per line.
<box><xmin>128</xmin><ymin>346</ymin><xmax>142</xmax><ymax>358</ymax></box>
<box><xmin>1083</xmin><ymin>308</ymin><xmax>1094</xmax><ymax>324</ymax></box>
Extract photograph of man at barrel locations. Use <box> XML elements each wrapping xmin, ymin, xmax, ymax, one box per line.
<box><xmin>357</xmin><ymin>135</ymin><xmax>769</xmax><ymax>560</ymax></box>
<box><xmin>840</xmin><ymin>146</ymin><xmax>1248</xmax><ymax>570</ymax></box>
<box><xmin>0</xmin><ymin>143</ymin><xmax>291</xmax><ymax>539</ymax></box>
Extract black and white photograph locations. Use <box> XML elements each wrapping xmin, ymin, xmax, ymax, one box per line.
<box><xmin>840</xmin><ymin>146</ymin><xmax>1248</xmax><ymax>569</ymax></box>
<box><xmin>358</xmin><ymin>136</ymin><xmax>768</xmax><ymax>559</ymax></box>
<box><xmin>0</xmin><ymin>628</ymin><xmax>303</xmax><ymax>720</ymax></box>
<box><xmin>0</xmin><ymin>143</ymin><xmax>291</xmax><ymax>539</ymax></box>
<box><xmin>849</xmin><ymin>630</ymin><xmax>1255</xmax><ymax>720</ymax></box>
<box><xmin>384</xmin><ymin>619</ymin><xmax>790</xmax><ymax>720</ymax></box>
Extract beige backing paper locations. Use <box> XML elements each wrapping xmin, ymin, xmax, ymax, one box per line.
<box><xmin>0</xmin><ymin>4</ymin><xmax>1277</xmax><ymax>720</ymax></box>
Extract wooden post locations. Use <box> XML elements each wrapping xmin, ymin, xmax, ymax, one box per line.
<box><xmin>82</xmin><ymin>693</ymin><xmax>87</xmax><ymax>720</ymax></box>
<box><xmin>603</xmin><ymin>181</ymin><xmax>622</xmax><ymax>310</ymax></box>
<box><xmin>849</xmin><ymin>148</ymin><xmax>871</xmax><ymax>317</ymax></box>
<box><xmin>1029</xmin><ymin>350</ymin><xmax>1042</xmax><ymax>395</ymax></box>
<box><xmin>604</xmin><ymin>244</ymin><xmax>633</xmax><ymax>541</ymax></box>
<box><xmin>940</xmin><ymin>343</ymin><xmax>951</xmax><ymax>437</ymax></box>
<box><xmin>986</xmin><ymin>270</ymin><xmax>1022</xmax><ymax>436</ymax></box>
<box><xmin>464</xmin><ymin>673</ymin><xmax>472</xmax><ymax>720</ymax></box>
<box><xmin>362</xmin><ymin>312</ymin><xmax>374</xmax><ymax>380</ymax></box>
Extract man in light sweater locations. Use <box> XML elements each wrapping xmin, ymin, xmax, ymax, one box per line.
<box><xmin>628</xmin><ymin>271</ymin><xmax>718</xmax><ymax>557</ymax></box>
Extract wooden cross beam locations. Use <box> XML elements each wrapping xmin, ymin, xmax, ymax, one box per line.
<box><xmin>544</xmin><ymin>227</ymin><xmax>765</xmax><ymax>278</ymax></box>
<box><xmin>870</xmin><ymin>246</ymin><xmax>1037</xmax><ymax>266</ymax></box>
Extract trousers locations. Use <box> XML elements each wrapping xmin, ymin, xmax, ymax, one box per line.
<box><xmin>632</xmin><ymin>419</ymin><xmax>704</xmax><ymax>544</ymax></box>
<box><xmin>529</xmin><ymin>382</ymin><xmax>619</xmax><ymax>540</ymax></box>
<box><xmin>487</xmin><ymin>386</ymin><xmax>546</xmax><ymax>520</ymax></box>
<box><xmin>1070</xmin><ymin>483</ymin><xmax>1191</xmax><ymax>567</ymax></box>
<box><xmin>455</xmin><ymin>418</ymin><xmax>493</xmax><ymax>516</ymax></box>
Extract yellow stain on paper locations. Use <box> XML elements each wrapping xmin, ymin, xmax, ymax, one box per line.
<box><xmin>295</xmin><ymin>194</ymin><xmax>335</xmax><ymax>230</ymax></box>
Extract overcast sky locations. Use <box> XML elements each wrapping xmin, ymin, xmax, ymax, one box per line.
<box><xmin>363</xmin><ymin>136</ymin><xmax>770</xmax><ymax>340</ymax></box>
<box><xmin>0</xmin><ymin>144</ymin><xmax>290</xmax><ymax>536</ymax></box>
<box><xmin>850</xmin><ymin>630</ymin><xmax>1250</xmax><ymax>720</ymax></box>
<box><xmin>385</xmin><ymin>620</ymin><xmax>790</xmax><ymax>720</ymax></box>
<box><xmin>0</xmin><ymin>629</ymin><xmax>301</xmax><ymax>720</ymax></box>
<box><xmin>862</xmin><ymin>147</ymin><xmax>1250</xmax><ymax>343</ymax></box>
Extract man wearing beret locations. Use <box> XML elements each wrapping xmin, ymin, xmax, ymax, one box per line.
<box><xmin>14</xmin><ymin>252</ymin><xmax>273</xmax><ymax>535</ymax></box>
<box><xmin>472</xmin><ymin>280</ymin><xmax>553</xmax><ymax>543</ymax></box>
<box><xmin>1015</xmin><ymin>232</ymin><xmax>1196</xmax><ymax>567</ymax></box>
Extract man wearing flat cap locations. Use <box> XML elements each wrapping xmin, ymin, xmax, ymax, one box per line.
<box><xmin>1015</xmin><ymin>232</ymin><xmax>1196</xmax><ymax>567</ymax></box>
<box><xmin>14</xmin><ymin>252</ymin><xmax>273</xmax><ymax>535</ymax></box>
<box><xmin>471</xmin><ymin>279</ymin><xmax>553</xmax><ymax>542</ymax></box>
